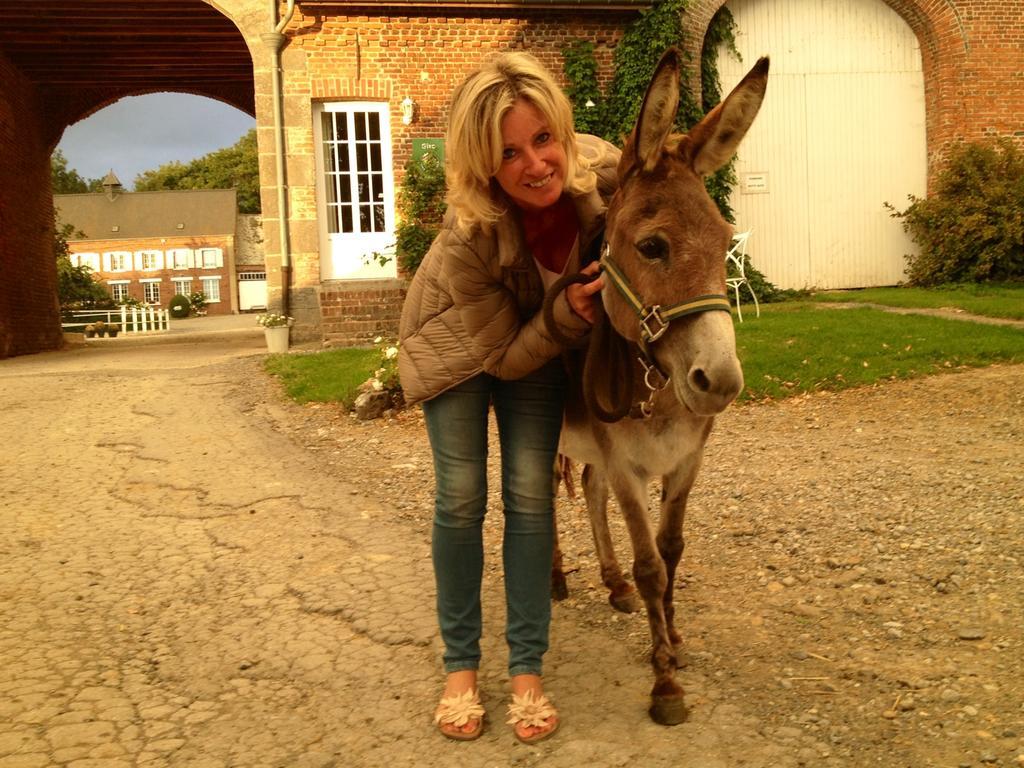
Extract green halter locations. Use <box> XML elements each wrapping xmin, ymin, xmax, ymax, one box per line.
<box><xmin>599</xmin><ymin>248</ymin><xmax>732</xmax><ymax>344</ymax></box>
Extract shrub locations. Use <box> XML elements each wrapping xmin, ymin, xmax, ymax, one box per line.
<box><xmin>188</xmin><ymin>291</ymin><xmax>208</xmax><ymax>315</ymax></box>
<box><xmin>54</xmin><ymin>214</ymin><xmax>112</xmax><ymax>310</ymax></box>
<box><xmin>887</xmin><ymin>138</ymin><xmax>1024</xmax><ymax>286</ymax></box>
<box><xmin>727</xmin><ymin>253</ymin><xmax>807</xmax><ymax>304</ymax></box>
<box><xmin>168</xmin><ymin>294</ymin><xmax>191</xmax><ymax>318</ymax></box>
<box><xmin>395</xmin><ymin>153</ymin><xmax>447</xmax><ymax>275</ymax></box>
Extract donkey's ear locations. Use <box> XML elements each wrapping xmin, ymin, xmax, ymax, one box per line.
<box><xmin>632</xmin><ymin>48</ymin><xmax>682</xmax><ymax>173</ymax></box>
<box><xmin>684</xmin><ymin>56</ymin><xmax>769</xmax><ymax>177</ymax></box>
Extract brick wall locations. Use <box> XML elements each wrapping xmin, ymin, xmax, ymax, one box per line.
<box><xmin>282</xmin><ymin>8</ymin><xmax>630</xmax><ymax>344</ymax></box>
<box><xmin>0</xmin><ymin>53</ymin><xmax>63</xmax><ymax>359</ymax></box>
<box><xmin>319</xmin><ymin>280</ymin><xmax>409</xmax><ymax>346</ymax></box>
<box><xmin>293</xmin><ymin>9</ymin><xmax>629</xmax><ymax>175</ymax></box>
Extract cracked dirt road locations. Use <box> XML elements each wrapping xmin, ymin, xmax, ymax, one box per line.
<box><xmin>1</xmin><ymin>336</ymin><xmax>1021</xmax><ymax>768</ymax></box>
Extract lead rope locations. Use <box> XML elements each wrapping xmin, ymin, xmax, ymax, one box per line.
<box><xmin>542</xmin><ymin>272</ymin><xmax>634</xmax><ymax>422</ymax></box>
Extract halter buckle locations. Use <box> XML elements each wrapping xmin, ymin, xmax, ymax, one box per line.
<box><xmin>639</xmin><ymin>397</ymin><xmax>655</xmax><ymax>419</ymax></box>
<box><xmin>637</xmin><ymin>355</ymin><xmax>669</xmax><ymax>393</ymax></box>
<box><xmin>639</xmin><ymin>305</ymin><xmax>669</xmax><ymax>343</ymax></box>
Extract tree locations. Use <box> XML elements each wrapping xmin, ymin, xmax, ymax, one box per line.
<box><xmin>53</xmin><ymin>213</ymin><xmax>113</xmax><ymax>310</ymax></box>
<box><xmin>134</xmin><ymin>129</ymin><xmax>260</xmax><ymax>213</ymax></box>
<box><xmin>51</xmin><ymin>150</ymin><xmax>102</xmax><ymax>194</ymax></box>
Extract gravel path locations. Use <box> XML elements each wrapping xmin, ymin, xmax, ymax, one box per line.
<box><xmin>268</xmin><ymin>361</ymin><xmax>1024</xmax><ymax>768</ymax></box>
<box><xmin>1</xmin><ymin>336</ymin><xmax>1020</xmax><ymax>768</ymax></box>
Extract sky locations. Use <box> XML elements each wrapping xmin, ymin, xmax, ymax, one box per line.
<box><xmin>56</xmin><ymin>93</ymin><xmax>256</xmax><ymax>190</ymax></box>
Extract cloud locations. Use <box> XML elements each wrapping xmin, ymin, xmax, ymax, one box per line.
<box><xmin>57</xmin><ymin>93</ymin><xmax>255</xmax><ymax>189</ymax></box>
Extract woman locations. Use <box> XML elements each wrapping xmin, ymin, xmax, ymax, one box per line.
<box><xmin>398</xmin><ymin>51</ymin><xmax>619</xmax><ymax>743</ymax></box>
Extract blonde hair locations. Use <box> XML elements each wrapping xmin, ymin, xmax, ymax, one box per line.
<box><xmin>445</xmin><ymin>51</ymin><xmax>596</xmax><ymax>233</ymax></box>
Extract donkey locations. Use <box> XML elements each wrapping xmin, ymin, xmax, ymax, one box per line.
<box><xmin>545</xmin><ymin>48</ymin><xmax>769</xmax><ymax>725</ymax></box>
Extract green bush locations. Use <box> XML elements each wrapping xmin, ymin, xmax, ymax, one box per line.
<box><xmin>727</xmin><ymin>253</ymin><xmax>807</xmax><ymax>304</ymax></box>
<box><xmin>188</xmin><ymin>291</ymin><xmax>208</xmax><ymax>315</ymax></box>
<box><xmin>887</xmin><ymin>138</ymin><xmax>1024</xmax><ymax>286</ymax></box>
<box><xmin>168</xmin><ymin>294</ymin><xmax>191</xmax><ymax>318</ymax></box>
<box><xmin>396</xmin><ymin>153</ymin><xmax>447</xmax><ymax>275</ymax></box>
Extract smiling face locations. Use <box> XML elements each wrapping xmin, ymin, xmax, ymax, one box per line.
<box><xmin>492</xmin><ymin>98</ymin><xmax>567</xmax><ymax>212</ymax></box>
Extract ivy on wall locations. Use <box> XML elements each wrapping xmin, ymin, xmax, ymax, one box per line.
<box><xmin>701</xmin><ymin>6</ymin><xmax>741</xmax><ymax>223</ymax></box>
<box><xmin>563</xmin><ymin>40</ymin><xmax>605</xmax><ymax>135</ymax></box>
<box><xmin>600</xmin><ymin>0</ymin><xmax>702</xmax><ymax>143</ymax></box>
<box><xmin>394</xmin><ymin>153</ymin><xmax>448</xmax><ymax>275</ymax></box>
<box><xmin>700</xmin><ymin>6</ymin><xmax>739</xmax><ymax>113</ymax></box>
<box><xmin>562</xmin><ymin>1</ymin><xmax>741</xmax><ymax>220</ymax></box>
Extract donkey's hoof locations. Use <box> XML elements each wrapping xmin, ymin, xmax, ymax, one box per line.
<box><xmin>649</xmin><ymin>694</ymin><xmax>688</xmax><ymax>726</ymax></box>
<box><xmin>609</xmin><ymin>586</ymin><xmax>642</xmax><ymax>614</ymax></box>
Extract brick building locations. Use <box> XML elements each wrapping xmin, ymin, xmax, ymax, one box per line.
<box><xmin>0</xmin><ymin>0</ymin><xmax>1021</xmax><ymax>357</ymax></box>
<box><xmin>55</xmin><ymin>180</ymin><xmax>248</xmax><ymax>316</ymax></box>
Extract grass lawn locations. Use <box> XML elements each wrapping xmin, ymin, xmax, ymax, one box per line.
<box><xmin>262</xmin><ymin>304</ymin><xmax>1023</xmax><ymax>408</ymax></box>
<box><xmin>735</xmin><ymin>303</ymin><xmax>1024</xmax><ymax>401</ymax></box>
<box><xmin>263</xmin><ymin>347</ymin><xmax>379</xmax><ymax>406</ymax></box>
<box><xmin>810</xmin><ymin>283</ymin><xmax>1024</xmax><ymax>320</ymax></box>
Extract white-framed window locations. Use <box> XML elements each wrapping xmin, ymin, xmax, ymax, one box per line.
<box><xmin>138</xmin><ymin>250</ymin><xmax>163</xmax><ymax>271</ymax></box>
<box><xmin>198</xmin><ymin>248</ymin><xmax>223</xmax><ymax>269</ymax></box>
<box><xmin>173</xmin><ymin>279</ymin><xmax>192</xmax><ymax>296</ymax></box>
<box><xmin>141</xmin><ymin>280</ymin><xmax>161</xmax><ymax>305</ymax></box>
<box><xmin>108</xmin><ymin>280</ymin><xmax>130</xmax><ymax>303</ymax></box>
<box><xmin>76</xmin><ymin>252</ymin><xmax>101</xmax><ymax>272</ymax></box>
<box><xmin>320</xmin><ymin>105</ymin><xmax>390</xmax><ymax>236</ymax></box>
<box><xmin>201</xmin><ymin>277</ymin><xmax>221</xmax><ymax>303</ymax></box>
<box><xmin>105</xmin><ymin>251</ymin><xmax>131</xmax><ymax>272</ymax></box>
<box><xmin>168</xmin><ymin>249</ymin><xmax>193</xmax><ymax>269</ymax></box>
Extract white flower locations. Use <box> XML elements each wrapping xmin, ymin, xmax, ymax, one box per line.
<box><xmin>384</xmin><ymin>346</ymin><xmax>398</xmax><ymax>359</ymax></box>
<box><xmin>434</xmin><ymin>690</ymin><xmax>485</xmax><ymax>728</ymax></box>
<box><xmin>506</xmin><ymin>690</ymin><xmax>556</xmax><ymax>729</ymax></box>
<box><xmin>373</xmin><ymin>336</ymin><xmax>383</xmax><ymax>344</ymax></box>
<box><xmin>370</xmin><ymin>378</ymin><xmax>383</xmax><ymax>392</ymax></box>
<box><xmin>257</xmin><ymin>312</ymin><xmax>293</xmax><ymax>328</ymax></box>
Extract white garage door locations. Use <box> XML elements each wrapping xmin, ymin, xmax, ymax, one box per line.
<box><xmin>719</xmin><ymin>0</ymin><xmax>927</xmax><ymax>289</ymax></box>
<box><xmin>238</xmin><ymin>271</ymin><xmax>267</xmax><ymax>311</ymax></box>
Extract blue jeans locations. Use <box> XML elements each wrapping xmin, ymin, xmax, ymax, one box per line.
<box><xmin>422</xmin><ymin>360</ymin><xmax>566</xmax><ymax>678</ymax></box>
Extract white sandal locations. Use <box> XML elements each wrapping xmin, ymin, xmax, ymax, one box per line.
<box><xmin>434</xmin><ymin>689</ymin><xmax>485</xmax><ymax>741</ymax></box>
<box><xmin>506</xmin><ymin>689</ymin><xmax>560</xmax><ymax>744</ymax></box>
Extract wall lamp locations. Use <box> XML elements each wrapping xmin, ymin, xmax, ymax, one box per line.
<box><xmin>401</xmin><ymin>97</ymin><xmax>416</xmax><ymax>125</ymax></box>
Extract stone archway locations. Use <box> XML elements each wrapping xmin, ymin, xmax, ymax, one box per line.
<box><xmin>0</xmin><ymin>2</ymin><xmax>259</xmax><ymax>358</ymax></box>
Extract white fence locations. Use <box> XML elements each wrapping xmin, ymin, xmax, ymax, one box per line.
<box><xmin>63</xmin><ymin>306</ymin><xmax>171</xmax><ymax>334</ymax></box>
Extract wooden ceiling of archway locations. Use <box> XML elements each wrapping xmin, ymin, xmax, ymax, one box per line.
<box><xmin>0</xmin><ymin>1</ymin><xmax>255</xmax><ymax>120</ymax></box>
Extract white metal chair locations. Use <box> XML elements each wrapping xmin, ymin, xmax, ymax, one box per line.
<box><xmin>725</xmin><ymin>229</ymin><xmax>760</xmax><ymax>322</ymax></box>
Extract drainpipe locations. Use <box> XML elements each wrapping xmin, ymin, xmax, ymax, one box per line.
<box><xmin>262</xmin><ymin>0</ymin><xmax>297</xmax><ymax>316</ymax></box>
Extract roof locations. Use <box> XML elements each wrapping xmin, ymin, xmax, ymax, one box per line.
<box><xmin>54</xmin><ymin>188</ymin><xmax>238</xmax><ymax>241</ymax></box>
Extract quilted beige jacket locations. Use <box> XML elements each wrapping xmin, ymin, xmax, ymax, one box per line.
<box><xmin>398</xmin><ymin>134</ymin><xmax>620</xmax><ymax>405</ymax></box>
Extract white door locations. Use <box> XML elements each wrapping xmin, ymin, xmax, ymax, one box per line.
<box><xmin>719</xmin><ymin>0</ymin><xmax>927</xmax><ymax>289</ymax></box>
<box><xmin>315</xmin><ymin>102</ymin><xmax>397</xmax><ymax>280</ymax></box>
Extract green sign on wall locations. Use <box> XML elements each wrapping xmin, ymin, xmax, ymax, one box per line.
<box><xmin>411</xmin><ymin>138</ymin><xmax>445</xmax><ymax>164</ymax></box>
